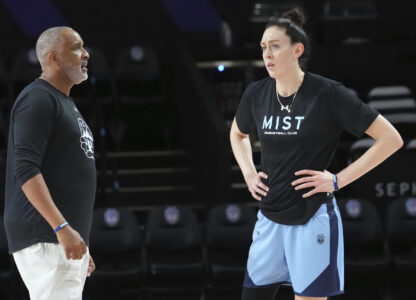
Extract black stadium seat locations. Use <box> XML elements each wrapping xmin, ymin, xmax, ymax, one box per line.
<box><xmin>367</xmin><ymin>85</ymin><xmax>412</xmax><ymax>101</ymax></box>
<box><xmin>88</xmin><ymin>207</ymin><xmax>144</xmax><ymax>299</ymax></box>
<box><xmin>321</xmin><ymin>0</ymin><xmax>379</xmax><ymax>44</ymax></box>
<box><xmin>383</xmin><ymin>113</ymin><xmax>416</xmax><ymax>140</ymax></box>
<box><xmin>144</xmin><ymin>205</ymin><xmax>203</xmax><ymax>300</ymax></box>
<box><xmin>198</xmin><ymin>62</ymin><xmax>247</xmax><ymax>122</ymax></box>
<box><xmin>387</xmin><ymin>197</ymin><xmax>416</xmax><ymax>300</ymax></box>
<box><xmin>347</xmin><ymin>138</ymin><xmax>416</xmax><ymax>219</ymax></box>
<box><xmin>114</xmin><ymin>45</ymin><xmax>169</xmax><ymax>149</ymax></box>
<box><xmin>115</xmin><ymin>45</ymin><xmax>164</xmax><ymax>106</ymax></box>
<box><xmin>368</xmin><ymin>98</ymin><xmax>416</xmax><ymax>115</ymax></box>
<box><xmin>205</xmin><ymin>203</ymin><xmax>256</xmax><ymax>300</ymax></box>
<box><xmin>337</xmin><ymin>198</ymin><xmax>389</xmax><ymax>299</ymax></box>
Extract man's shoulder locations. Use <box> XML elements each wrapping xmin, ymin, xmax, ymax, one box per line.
<box><xmin>14</xmin><ymin>80</ymin><xmax>58</xmax><ymax>108</ymax></box>
<box><xmin>18</xmin><ymin>79</ymin><xmax>55</xmax><ymax>98</ymax></box>
<box><xmin>12</xmin><ymin>80</ymin><xmax>62</xmax><ymax>119</ymax></box>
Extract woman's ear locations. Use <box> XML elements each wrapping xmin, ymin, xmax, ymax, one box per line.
<box><xmin>295</xmin><ymin>43</ymin><xmax>305</xmax><ymax>59</ymax></box>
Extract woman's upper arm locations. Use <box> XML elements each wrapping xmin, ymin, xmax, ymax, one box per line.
<box><xmin>365</xmin><ymin>114</ymin><xmax>403</xmax><ymax>146</ymax></box>
<box><xmin>231</xmin><ymin>118</ymin><xmax>249</xmax><ymax>139</ymax></box>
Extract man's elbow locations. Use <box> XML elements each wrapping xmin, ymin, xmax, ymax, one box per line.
<box><xmin>16</xmin><ymin>165</ymin><xmax>41</xmax><ymax>187</ymax></box>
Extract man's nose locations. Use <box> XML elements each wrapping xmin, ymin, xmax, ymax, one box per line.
<box><xmin>82</xmin><ymin>48</ymin><xmax>90</xmax><ymax>60</ymax></box>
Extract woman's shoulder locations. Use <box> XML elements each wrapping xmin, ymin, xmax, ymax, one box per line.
<box><xmin>307</xmin><ymin>72</ymin><xmax>341</xmax><ymax>89</ymax></box>
<box><xmin>246</xmin><ymin>77</ymin><xmax>274</xmax><ymax>94</ymax></box>
<box><xmin>305</xmin><ymin>72</ymin><xmax>349</xmax><ymax>100</ymax></box>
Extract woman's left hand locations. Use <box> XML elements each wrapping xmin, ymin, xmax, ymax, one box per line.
<box><xmin>292</xmin><ymin>169</ymin><xmax>334</xmax><ymax>198</ymax></box>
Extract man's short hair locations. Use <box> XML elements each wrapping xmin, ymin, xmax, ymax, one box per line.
<box><xmin>35</xmin><ymin>26</ymin><xmax>72</xmax><ymax>67</ymax></box>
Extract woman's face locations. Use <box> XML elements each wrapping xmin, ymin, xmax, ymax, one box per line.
<box><xmin>260</xmin><ymin>26</ymin><xmax>303</xmax><ymax>78</ymax></box>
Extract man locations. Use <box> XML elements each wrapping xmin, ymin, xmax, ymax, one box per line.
<box><xmin>4</xmin><ymin>26</ymin><xmax>96</xmax><ymax>300</ymax></box>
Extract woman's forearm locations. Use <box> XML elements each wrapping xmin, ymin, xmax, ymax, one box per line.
<box><xmin>230</xmin><ymin>120</ymin><xmax>257</xmax><ymax>179</ymax></box>
<box><xmin>337</xmin><ymin>118</ymin><xmax>403</xmax><ymax>189</ymax></box>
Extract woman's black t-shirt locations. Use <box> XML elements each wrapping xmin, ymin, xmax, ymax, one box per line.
<box><xmin>235</xmin><ymin>72</ymin><xmax>379</xmax><ymax>225</ymax></box>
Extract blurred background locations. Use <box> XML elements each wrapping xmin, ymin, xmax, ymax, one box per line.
<box><xmin>0</xmin><ymin>0</ymin><xmax>415</xmax><ymax>299</ymax></box>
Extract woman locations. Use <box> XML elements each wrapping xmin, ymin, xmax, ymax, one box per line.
<box><xmin>230</xmin><ymin>8</ymin><xmax>403</xmax><ymax>300</ymax></box>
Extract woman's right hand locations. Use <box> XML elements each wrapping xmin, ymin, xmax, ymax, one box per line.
<box><xmin>244</xmin><ymin>172</ymin><xmax>269</xmax><ymax>201</ymax></box>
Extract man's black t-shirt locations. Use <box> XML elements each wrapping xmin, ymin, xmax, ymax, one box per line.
<box><xmin>4</xmin><ymin>79</ymin><xmax>96</xmax><ymax>253</ymax></box>
<box><xmin>235</xmin><ymin>72</ymin><xmax>379</xmax><ymax>225</ymax></box>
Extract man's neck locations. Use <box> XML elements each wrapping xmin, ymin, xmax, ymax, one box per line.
<box><xmin>39</xmin><ymin>72</ymin><xmax>72</xmax><ymax>96</ymax></box>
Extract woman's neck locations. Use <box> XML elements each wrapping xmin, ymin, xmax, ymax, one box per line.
<box><xmin>275</xmin><ymin>68</ymin><xmax>305</xmax><ymax>97</ymax></box>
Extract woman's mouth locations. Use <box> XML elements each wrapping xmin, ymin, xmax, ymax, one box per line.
<box><xmin>266</xmin><ymin>63</ymin><xmax>275</xmax><ymax>69</ymax></box>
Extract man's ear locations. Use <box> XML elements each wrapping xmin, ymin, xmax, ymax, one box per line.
<box><xmin>47</xmin><ymin>52</ymin><xmax>62</xmax><ymax>68</ymax></box>
<box><xmin>48</xmin><ymin>52</ymin><xmax>59</xmax><ymax>65</ymax></box>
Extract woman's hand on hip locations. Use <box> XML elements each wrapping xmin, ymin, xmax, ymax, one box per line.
<box><xmin>244</xmin><ymin>171</ymin><xmax>269</xmax><ymax>201</ymax></box>
<box><xmin>292</xmin><ymin>169</ymin><xmax>334</xmax><ymax>198</ymax></box>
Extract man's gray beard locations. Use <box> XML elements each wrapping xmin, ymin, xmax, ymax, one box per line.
<box><xmin>63</xmin><ymin>62</ymin><xmax>88</xmax><ymax>85</ymax></box>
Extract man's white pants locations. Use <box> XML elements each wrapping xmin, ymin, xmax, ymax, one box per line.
<box><xmin>13</xmin><ymin>243</ymin><xmax>89</xmax><ymax>300</ymax></box>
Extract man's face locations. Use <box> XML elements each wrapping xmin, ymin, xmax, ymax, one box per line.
<box><xmin>58</xmin><ymin>29</ymin><xmax>89</xmax><ymax>85</ymax></box>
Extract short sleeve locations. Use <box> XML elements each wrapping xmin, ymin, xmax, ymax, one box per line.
<box><xmin>328</xmin><ymin>83</ymin><xmax>379</xmax><ymax>137</ymax></box>
<box><xmin>12</xmin><ymin>89</ymin><xmax>58</xmax><ymax>185</ymax></box>
<box><xmin>235</xmin><ymin>83</ymin><xmax>256</xmax><ymax>134</ymax></box>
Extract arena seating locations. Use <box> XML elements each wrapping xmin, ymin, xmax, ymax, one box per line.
<box><xmin>88</xmin><ymin>207</ymin><xmax>144</xmax><ymax>299</ymax></box>
<box><xmin>144</xmin><ymin>205</ymin><xmax>204</xmax><ymax>300</ymax></box>
<box><xmin>0</xmin><ymin>1</ymin><xmax>415</xmax><ymax>298</ymax></box>
<box><xmin>114</xmin><ymin>46</ymin><xmax>169</xmax><ymax>150</ymax></box>
<box><xmin>387</xmin><ymin>197</ymin><xmax>416</xmax><ymax>300</ymax></box>
<box><xmin>205</xmin><ymin>203</ymin><xmax>256</xmax><ymax>299</ymax></box>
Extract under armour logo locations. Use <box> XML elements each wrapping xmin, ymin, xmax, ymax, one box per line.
<box><xmin>317</xmin><ymin>234</ymin><xmax>325</xmax><ymax>245</ymax></box>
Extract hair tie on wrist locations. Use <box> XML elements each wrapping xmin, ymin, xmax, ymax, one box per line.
<box><xmin>333</xmin><ymin>174</ymin><xmax>339</xmax><ymax>192</ymax></box>
<box><xmin>54</xmin><ymin>222</ymin><xmax>69</xmax><ymax>233</ymax></box>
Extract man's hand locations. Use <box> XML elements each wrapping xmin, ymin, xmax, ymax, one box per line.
<box><xmin>87</xmin><ymin>255</ymin><xmax>95</xmax><ymax>277</ymax></box>
<box><xmin>245</xmin><ymin>172</ymin><xmax>269</xmax><ymax>201</ymax></box>
<box><xmin>56</xmin><ymin>225</ymin><xmax>87</xmax><ymax>260</ymax></box>
<box><xmin>292</xmin><ymin>169</ymin><xmax>334</xmax><ymax>198</ymax></box>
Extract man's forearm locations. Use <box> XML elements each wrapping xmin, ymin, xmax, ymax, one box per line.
<box><xmin>21</xmin><ymin>173</ymin><xmax>66</xmax><ymax>230</ymax></box>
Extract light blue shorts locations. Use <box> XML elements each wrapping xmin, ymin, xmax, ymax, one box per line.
<box><xmin>243</xmin><ymin>198</ymin><xmax>344</xmax><ymax>297</ymax></box>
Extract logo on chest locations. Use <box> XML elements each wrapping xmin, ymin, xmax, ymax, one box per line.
<box><xmin>78</xmin><ymin>118</ymin><xmax>94</xmax><ymax>159</ymax></box>
<box><xmin>262</xmin><ymin>115</ymin><xmax>305</xmax><ymax>135</ymax></box>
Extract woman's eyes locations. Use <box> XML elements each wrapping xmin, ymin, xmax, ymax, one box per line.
<box><xmin>261</xmin><ymin>44</ymin><xmax>279</xmax><ymax>51</ymax></box>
